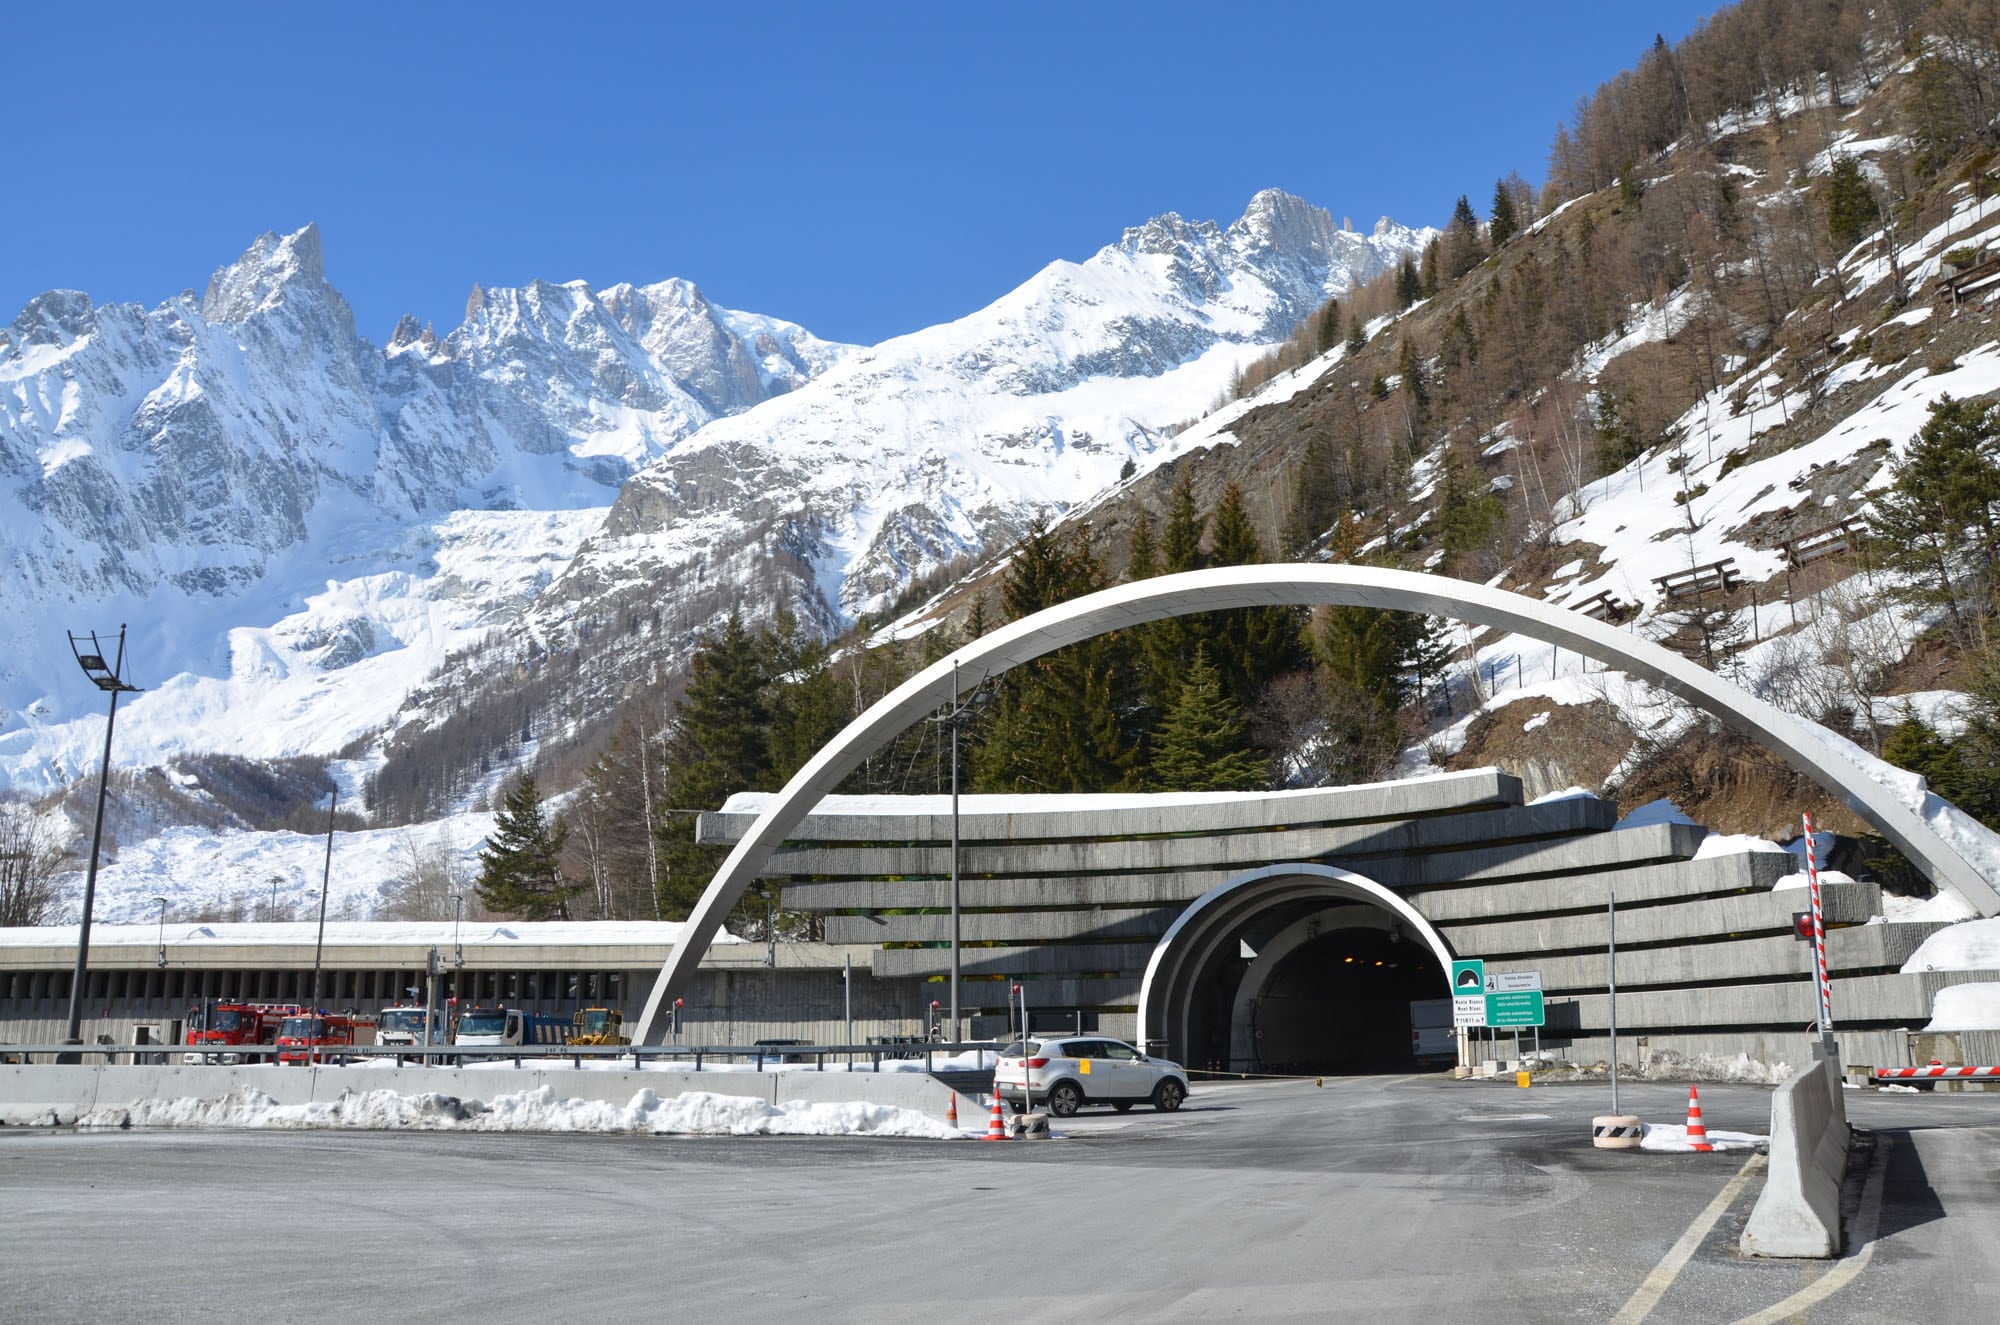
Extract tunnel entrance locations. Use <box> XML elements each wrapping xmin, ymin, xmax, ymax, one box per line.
<box><xmin>1241</xmin><ymin>927</ymin><xmax>1442</xmax><ymax>1073</ymax></box>
<box><xmin>1139</xmin><ymin>864</ymin><xmax>1459</xmax><ymax>1076</ymax></box>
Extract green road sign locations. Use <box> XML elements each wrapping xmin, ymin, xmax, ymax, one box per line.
<box><xmin>1449</xmin><ymin>959</ymin><xmax>1485</xmax><ymax>995</ymax></box>
<box><xmin>1485</xmin><ymin>990</ymin><xmax>1545</xmax><ymax>1028</ymax></box>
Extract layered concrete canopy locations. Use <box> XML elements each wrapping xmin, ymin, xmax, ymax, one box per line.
<box><xmin>633</xmin><ymin>564</ymin><xmax>2000</xmax><ymax>1044</ymax></box>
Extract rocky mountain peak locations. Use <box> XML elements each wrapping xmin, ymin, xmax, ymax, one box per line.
<box><xmin>200</xmin><ymin>224</ymin><xmax>329</xmax><ymax>325</ymax></box>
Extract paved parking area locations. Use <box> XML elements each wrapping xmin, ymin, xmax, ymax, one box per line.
<box><xmin>1</xmin><ymin>1073</ymin><xmax>1995</xmax><ymax>1321</ymax></box>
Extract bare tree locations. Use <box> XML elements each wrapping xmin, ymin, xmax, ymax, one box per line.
<box><xmin>0</xmin><ymin>800</ymin><xmax>69</xmax><ymax>926</ymax></box>
<box><xmin>376</xmin><ymin>828</ymin><xmax>473</xmax><ymax>921</ymax></box>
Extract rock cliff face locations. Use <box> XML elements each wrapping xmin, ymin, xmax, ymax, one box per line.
<box><xmin>0</xmin><ymin>225</ymin><xmax>851</xmax><ymax>784</ymax></box>
<box><xmin>0</xmin><ymin>194</ymin><xmax>1428</xmax><ymax>793</ymax></box>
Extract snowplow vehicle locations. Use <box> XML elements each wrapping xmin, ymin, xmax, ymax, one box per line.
<box><xmin>570</xmin><ymin>1007</ymin><xmax>628</xmax><ymax>1046</ymax></box>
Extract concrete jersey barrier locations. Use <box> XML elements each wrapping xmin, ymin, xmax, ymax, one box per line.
<box><xmin>1740</xmin><ymin>1054</ymin><xmax>1851</xmax><ymax>1257</ymax></box>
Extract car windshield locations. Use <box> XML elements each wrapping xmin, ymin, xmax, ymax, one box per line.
<box><xmin>1000</xmin><ymin>1041</ymin><xmax>1040</xmax><ymax>1059</ymax></box>
<box><xmin>280</xmin><ymin>1017</ymin><xmax>324</xmax><ymax>1038</ymax></box>
<box><xmin>458</xmin><ymin>1011</ymin><xmax>507</xmax><ymax>1035</ymax></box>
<box><xmin>379</xmin><ymin>1010</ymin><xmax>425</xmax><ymax>1034</ymax></box>
<box><xmin>201</xmin><ymin>1009</ymin><xmax>248</xmax><ymax>1033</ymax></box>
<box><xmin>577</xmin><ymin>1010</ymin><xmax>612</xmax><ymax>1033</ymax></box>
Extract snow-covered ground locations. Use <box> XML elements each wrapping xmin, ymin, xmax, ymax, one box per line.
<box><xmin>76</xmin><ymin>1084</ymin><xmax>964</xmax><ymax>1138</ymax></box>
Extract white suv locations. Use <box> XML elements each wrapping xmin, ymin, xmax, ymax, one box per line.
<box><xmin>994</xmin><ymin>1035</ymin><xmax>1190</xmax><ymax>1116</ymax></box>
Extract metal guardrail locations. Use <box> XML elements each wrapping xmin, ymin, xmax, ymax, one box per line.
<box><xmin>0</xmin><ymin>1041</ymin><xmax>1001</xmax><ymax>1072</ymax></box>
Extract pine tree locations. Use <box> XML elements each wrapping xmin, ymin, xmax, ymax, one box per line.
<box><xmin>1396</xmin><ymin>257</ymin><xmax>1423</xmax><ymax>309</ymax></box>
<box><xmin>1160</xmin><ymin>470</ymin><xmax>1207</xmax><ymax>574</ymax></box>
<box><xmin>1420</xmin><ymin>240</ymin><xmax>1441</xmax><ymax>297</ymax></box>
<box><xmin>1281</xmin><ymin>433</ymin><xmax>1343</xmax><ymax>558</ymax></box>
<box><xmin>1206</xmin><ymin>482</ymin><xmax>1307</xmax><ymax>706</ymax></box>
<box><xmin>1448</xmin><ymin>193</ymin><xmax>1485</xmax><ymax>277</ymax></box>
<box><xmin>476</xmin><ymin>772</ymin><xmax>582</xmax><ymax>920</ymax></box>
<box><xmin>1872</xmin><ymin>395</ymin><xmax>2000</xmax><ymax>641</ymax></box>
<box><xmin>1150</xmin><ymin>645</ymin><xmax>1268</xmax><ymax>791</ymax></box>
<box><xmin>1317</xmin><ymin>299</ymin><xmax>1342</xmax><ymax>354</ymax></box>
<box><xmin>1127</xmin><ymin>511</ymin><xmax>1159</xmax><ymax>580</ymax></box>
<box><xmin>1824</xmin><ymin>154</ymin><xmax>1878</xmax><ymax>252</ymax></box>
<box><xmin>1489</xmin><ymin>178</ymin><xmax>1520</xmax><ymax>248</ymax></box>
<box><xmin>1432</xmin><ymin>447</ymin><xmax>1504</xmax><ymax>569</ymax></box>
<box><xmin>1346</xmin><ymin>313</ymin><xmax>1367</xmax><ymax>353</ymax></box>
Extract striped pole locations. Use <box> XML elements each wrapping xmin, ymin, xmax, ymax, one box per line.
<box><xmin>1874</xmin><ymin>1065</ymin><xmax>2000</xmax><ymax>1080</ymax></box>
<box><xmin>1803</xmin><ymin>813</ymin><xmax>1835</xmax><ymax>1052</ymax></box>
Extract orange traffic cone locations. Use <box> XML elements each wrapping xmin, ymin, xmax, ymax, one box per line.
<box><xmin>946</xmin><ymin>1090</ymin><xmax>959</xmax><ymax>1127</ymax></box>
<box><xmin>982</xmin><ymin>1086</ymin><xmax>1010</xmax><ymax>1141</ymax></box>
<box><xmin>1685</xmin><ymin>1084</ymin><xmax>1713</xmax><ymax>1152</ymax></box>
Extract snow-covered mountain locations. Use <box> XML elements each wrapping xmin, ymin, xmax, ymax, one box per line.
<box><xmin>1</xmin><ymin>194</ymin><xmax>1424</xmax><ymax>806</ymax></box>
<box><xmin>552</xmin><ymin>191</ymin><xmax>1424</xmax><ymax>622</ymax></box>
<box><xmin>0</xmin><ymin>226</ymin><xmax>852</xmax><ymax>788</ymax></box>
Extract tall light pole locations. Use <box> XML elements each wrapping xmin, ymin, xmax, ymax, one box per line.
<box><xmin>450</xmin><ymin>891</ymin><xmax>465</xmax><ymax>1004</ymax></box>
<box><xmin>153</xmin><ymin>895</ymin><xmax>168</xmax><ymax>969</ymax></box>
<box><xmin>62</xmin><ymin>625</ymin><xmax>141</xmax><ymax>1058</ymax></box>
<box><xmin>310</xmin><ymin>790</ymin><xmax>336</xmax><ymax>1010</ymax></box>
<box><xmin>929</xmin><ymin>664</ymin><xmax>992</xmax><ymax>1044</ymax></box>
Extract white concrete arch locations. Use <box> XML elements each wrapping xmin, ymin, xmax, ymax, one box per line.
<box><xmin>632</xmin><ymin>563</ymin><xmax>2000</xmax><ymax>1044</ymax></box>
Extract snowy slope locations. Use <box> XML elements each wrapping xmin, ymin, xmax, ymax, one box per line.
<box><xmin>0</xmin><ymin>226</ymin><xmax>853</xmax><ymax>789</ymax></box>
<box><xmin>552</xmin><ymin>192</ymin><xmax>1427</xmax><ymax>621</ymax></box>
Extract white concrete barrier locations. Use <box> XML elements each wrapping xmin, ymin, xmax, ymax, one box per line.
<box><xmin>1740</xmin><ymin>1054</ymin><xmax>1850</xmax><ymax>1257</ymax></box>
<box><xmin>0</xmin><ymin>1063</ymin><xmax>978</xmax><ymax>1128</ymax></box>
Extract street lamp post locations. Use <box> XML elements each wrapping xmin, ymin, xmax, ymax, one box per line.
<box><xmin>929</xmin><ymin>663</ymin><xmax>992</xmax><ymax>1045</ymax></box>
<box><xmin>62</xmin><ymin>625</ymin><xmax>141</xmax><ymax>1059</ymax></box>
<box><xmin>450</xmin><ymin>891</ymin><xmax>465</xmax><ymax>1003</ymax></box>
<box><xmin>153</xmin><ymin>895</ymin><xmax>168</xmax><ymax>969</ymax></box>
<box><xmin>310</xmin><ymin>790</ymin><xmax>336</xmax><ymax>1011</ymax></box>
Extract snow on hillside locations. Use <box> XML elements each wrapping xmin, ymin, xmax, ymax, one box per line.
<box><xmin>554</xmin><ymin>195</ymin><xmax>1429</xmax><ymax>623</ymax></box>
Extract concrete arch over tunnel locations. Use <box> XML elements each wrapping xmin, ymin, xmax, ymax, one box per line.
<box><xmin>633</xmin><ymin>563</ymin><xmax>2000</xmax><ymax>1044</ymax></box>
<box><xmin>1136</xmin><ymin>864</ymin><xmax>1456</xmax><ymax>1071</ymax></box>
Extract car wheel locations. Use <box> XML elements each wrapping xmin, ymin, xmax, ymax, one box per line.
<box><xmin>1047</xmin><ymin>1081</ymin><xmax>1083</xmax><ymax>1117</ymax></box>
<box><xmin>1113</xmin><ymin>1102</ymin><xmax>1135</xmax><ymax>1113</ymax></box>
<box><xmin>1153</xmin><ymin>1079</ymin><xmax>1187</xmax><ymax>1112</ymax></box>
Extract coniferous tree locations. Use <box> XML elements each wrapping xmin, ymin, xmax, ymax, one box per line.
<box><xmin>1317</xmin><ymin>299</ymin><xmax>1342</xmax><ymax>354</ymax></box>
<box><xmin>1872</xmin><ymin>395</ymin><xmax>2000</xmax><ymax>641</ymax></box>
<box><xmin>1823</xmin><ymin>154</ymin><xmax>1878</xmax><ymax>251</ymax></box>
<box><xmin>1207</xmin><ymin>482</ymin><xmax>1308</xmax><ymax>707</ymax></box>
<box><xmin>1420</xmin><ymin>239</ymin><xmax>1441</xmax><ymax>297</ymax></box>
<box><xmin>1281</xmin><ymin>433</ymin><xmax>1343</xmax><ymax>558</ymax></box>
<box><xmin>476</xmin><ymin>772</ymin><xmax>581</xmax><ymax>920</ymax></box>
<box><xmin>1396</xmin><ymin>257</ymin><xmax>1423</xmax><ymax>309</ymax></box>
<box><xmin>1489</xmin><ymin>178</ymin><xmax>1520</xmax><ymax>248</ymax></box>
<box><xmin>1346</xmin><ymin>313</ymin><xmax>1367</xmax><ymax>353</ymax></box>
<box><xmin>1150</xmin><ymin>645</ymin><xmax>1268</xmax><ymax>791</ymax></box>
<box><xmin>1127</xmin><ymin>511</ymin><xmax>1159</xmax><ymax>580</ymax></box>
<box><xmin>1447</xmin><ymin>194</ymin><xmax>1485</xmax><ymax>277</ymax></box>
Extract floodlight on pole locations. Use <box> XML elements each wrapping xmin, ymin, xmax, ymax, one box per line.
<box><xmin>61</xmin><ymin>625</ymin><xmax>141</xmax><ymax>1059</ymax></box>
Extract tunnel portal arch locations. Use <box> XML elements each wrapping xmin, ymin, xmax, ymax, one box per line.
<box><xmin>1136</xmin><ymin>863</ymin><xmax>1456</xmax><ymax>1070</ymax></box>
<box><xmin>633</xmin><ymin>564</ymin><xmax>2000</xmax><ymax>1044</ymax></box>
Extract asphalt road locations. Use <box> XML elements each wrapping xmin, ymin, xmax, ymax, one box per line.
<box><xmin>1</xmin><ymin>1073</ymin><xmax>1995</xmax><ymax>1322</ymax></box>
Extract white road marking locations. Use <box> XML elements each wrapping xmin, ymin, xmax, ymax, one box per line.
<box><xmin>1729</xmin><ymin>1136</ymin><xmax>1893</xmax><ymax>1325</ymax></box>
<box><xmin>1611</xmin><ymin>1152</ymin><xmax>1768</xmax><ymax>1324</ymax></box>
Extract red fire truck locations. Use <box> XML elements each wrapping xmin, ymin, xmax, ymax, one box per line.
<box><xmin>275</xmin><ymin>1012</ymin><xmax>373</xmax><ymax>1066</ymax></box>
<box><xmin>183</xmin><ymin>1001</ymin><xmax>302</xmax><ymax>1065</ymax></box>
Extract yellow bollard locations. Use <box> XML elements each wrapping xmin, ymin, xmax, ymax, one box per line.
<box><xmin>1516</xmin><ymin>1070</ymin><xmax>1531</xmax><ymax>1089</ymax></box>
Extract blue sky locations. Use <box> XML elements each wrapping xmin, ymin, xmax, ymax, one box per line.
<box><xmin>5</xmin><ymin>3</ymin><xmax>1721</xmax><ymax>348</ymax></box>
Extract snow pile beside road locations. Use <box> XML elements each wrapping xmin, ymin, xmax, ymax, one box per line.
<box><xmin>77</xmin><ymin>1085</ymin><xmax>963</xmax><ymax>1138</ymax></box>
<box><xmin>1640</xmin><ymin>1122</ymin><xmax>1765</xmax><ymax>1153</ymax></box>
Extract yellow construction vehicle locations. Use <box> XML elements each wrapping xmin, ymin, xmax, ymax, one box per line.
<box><xmin>570</xmin><ymin>1007</ymin><xmax>628</xmax><ymax>1046</ymax></box>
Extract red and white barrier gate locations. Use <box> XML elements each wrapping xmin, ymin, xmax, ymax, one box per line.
<box><xmin>1873</xmin><ymin>1064</ymin><xmax>2000</xmax><ymax>1080</ymax></box>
